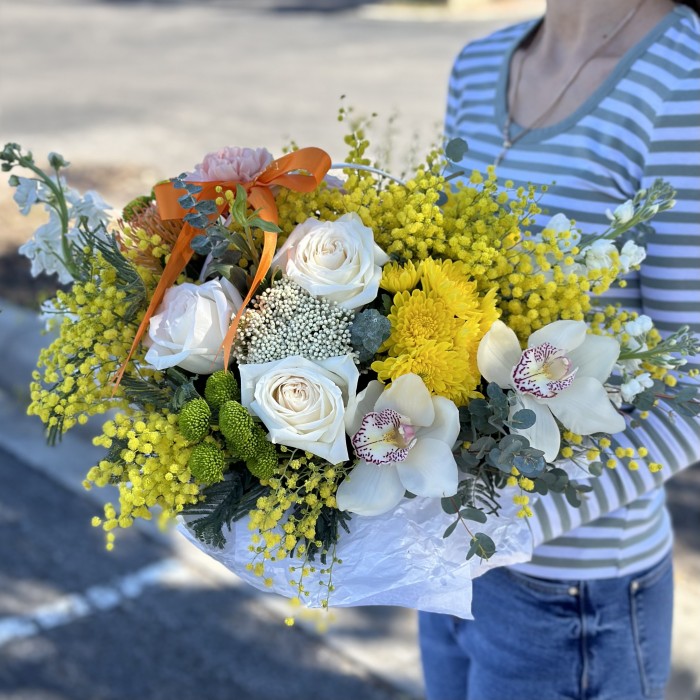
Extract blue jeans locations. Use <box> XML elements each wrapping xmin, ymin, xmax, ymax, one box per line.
<box><xmin>418</xmin><ymin>553</ymin><xmax>673</xmax><ymax>700</ymax></box>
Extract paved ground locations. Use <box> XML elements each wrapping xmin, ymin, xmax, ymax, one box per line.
<box><xmin>0</xmin><ymin>1</ymin><xmax>699</xmax><ymax>699</ymax></box>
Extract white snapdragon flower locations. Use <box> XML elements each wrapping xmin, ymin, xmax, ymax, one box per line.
<box><xmin>605</xmin><ymin>199</ymin><xmax>635</xmax><ymax>226</ymax></box>
<box><xmin>12</xmin><ymin>177</ymin><xmax>40</xmax><ymax>214</ymax></box>
<box><xmin>70</xmin><ymin>190</ymin><xmax>111</xmax><ymax>229</ymax></box>
<box><xmin>583</xmin><ymin>239</ymin><xmax>618</xmax><ymax>271</ymax></box>
<box><xmin>541</xmin><ymin>213</ymin><xmax>581</xmax><ymax>253</ymax></box>
<box><xmin>624</xmin><ymin>315</ymin><xmax>653</xmax><ymax>338</ymax></box>
<box><xmin>620</xmin><ymin>373</ymin><xmax>654</xmax><ymax>403</ymax></box>
<box><xmin>18</xmin><ymin>211</ymin><xmax>76</xmax><ymax>284</ymax></box>
<box><xmin>618</xmin><ymin>240</ymin><xmax>646</xmax><ymax>273</ymax></box>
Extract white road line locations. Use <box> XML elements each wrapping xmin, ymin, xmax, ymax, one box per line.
<box><xmin>0</xmin><ymin>558</ymin><xmax>185</xmax><ymax>647</ymax></box>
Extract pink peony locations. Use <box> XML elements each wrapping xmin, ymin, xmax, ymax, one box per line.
<box><xmin>188</xmin><ymin>147</ymin><xmax>274</xmax><ymax>183</ymax></box>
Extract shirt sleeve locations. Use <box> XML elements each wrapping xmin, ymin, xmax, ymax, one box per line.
<box><xmin>529</xmin><ymin>69</ymin><xmax>700</xmax><ymax>547</ymax></box>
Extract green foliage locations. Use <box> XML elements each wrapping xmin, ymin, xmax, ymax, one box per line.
<box><xmin>295</xmin><ymin>504</ymin><xmax>353</xmax><ymax>566</ymax></box>
<box><xmin>467</xmin><ymin>532</ymin><xmax>496</xmax><ymax>561</ymax></box>
<box><xmin>350</xmin><ymin>309</ymin><xmax>391</xmax><ymax>363</ymax></box>
<box><xmin>183</xmin><ymin>471</ymin><xmax>267</xmax><ymax>549</ymax></box>
<box><xmin>445</xmin><ymin>137</ymin><xmax>468</xmax><ymax>163</ymax></box>
<box><xmin>122</xmin><ymin>194</ymin><xmax>154</xmax><ymax>222</ymax></box>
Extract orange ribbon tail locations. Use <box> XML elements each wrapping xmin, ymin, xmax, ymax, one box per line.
<box><xmin>113</xmin><ymin>147</ymin><xmax>331</xmax><ymax>390</ymax></box>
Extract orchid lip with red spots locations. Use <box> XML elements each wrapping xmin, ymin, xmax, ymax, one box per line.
<box><xmin>351</xmin><ymin>409</ymin><xmax>418</xmax><ymax>465</ymax></box>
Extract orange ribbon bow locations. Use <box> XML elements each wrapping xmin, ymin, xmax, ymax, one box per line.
<box><xmin>114</xmin><ymin>146</ymin><xmax>332</xmax><ymax>388</ymax></box>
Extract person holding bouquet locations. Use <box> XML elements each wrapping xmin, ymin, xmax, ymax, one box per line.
<box><xmin>419</xmin><ymin>1</ymin><xmax>700</xmax><ymax>698</ymax></box>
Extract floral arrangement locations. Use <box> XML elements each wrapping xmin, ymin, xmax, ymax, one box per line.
<box><xmin>3</xmin><ymin>124</ymin><xmax>698</xmax><ymax>620</ymax></box>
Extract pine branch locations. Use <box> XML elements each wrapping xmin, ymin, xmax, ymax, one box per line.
<box><xmin>183</xmin><ymin>470</ymin><xmax>266</xmax><ymax>549</ymax></box>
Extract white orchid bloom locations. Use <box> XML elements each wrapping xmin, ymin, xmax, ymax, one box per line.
<box><xmin>336</xmin><ymin>373</ymin><xmax>460</xmax><ymax>517</ymax></box>
<box><xmin>477</xmin><ymin>320</ymin><xmax>626</xmax><ymax>462</ymax></box>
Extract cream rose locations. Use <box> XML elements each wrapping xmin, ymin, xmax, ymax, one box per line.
<box><xmin>239</xmin><ymin>355</ymin><xmax>359</xmax><ymax>464</ymax></box>
<box><xmin>144</xmin><ymin>277</ymin><xmax>243</xmax><ymax>374</ymax></box>
<box><xmin>272</xmin><ymin>212</ymin><xmax>390</xmax><ymax>310</ymax></box>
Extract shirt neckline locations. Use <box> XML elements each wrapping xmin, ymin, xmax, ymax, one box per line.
<box><xmin>494</xmin><ymin>5</ymin><xmax>687</xmax><ymax>145</ymax></box>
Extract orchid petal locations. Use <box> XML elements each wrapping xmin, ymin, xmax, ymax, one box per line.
<box><xmin>335</xmin><ymin>460</ymin><xmax>405</xmax><ymax>516</ymax></box>
<box><xmin>476</xmin><ymin>320</ymin><xmax>522</xmax><ymax>388</ymax></box>
<box><xmin>567</xmin><ymin>334</ymin><xmax>620</xmax><ymax>383</ymax></box>
<box><xmin>395</xmin><ymin>438</ymin><xmax>459</xmax><ymax>498</ymax></box>
<box><xmin>514</xmin><ymin>395</ymin><xmax>561</xmax><ymax>463</ymax></box>
<box><xmin>528</xmin><ymin>320</ymin><xmax>587</xmax><ymax>353</ymax></box>
<box><xmin>375</xmin><ymin>373</ymin><xmax>434</xmax><ymax>427</ymax></box>
<box><xmin>547</xmin><ymin>376</ymin><xmax>626</xmax><ymax>436</ymax></box>
<box><xmin>418</xmin><ymin>396</ymin><xmax>460</xmax><ymax>446</ymax></box>
<box><xmin>345</xmin><ymin>380</ymin><xmax>384</xmax><ymax>436</ymax></box>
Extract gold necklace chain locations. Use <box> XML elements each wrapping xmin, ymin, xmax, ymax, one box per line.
<box><xmin>495</xmin><ymin>0</ymin><xmax>647</xmax><ymax>167</ymax></box>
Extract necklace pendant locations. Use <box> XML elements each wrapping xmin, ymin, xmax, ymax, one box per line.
<box><xmin>503</xmin><ymin>139</ymin><xmax>512</xmax><ymax>149</ymax></box>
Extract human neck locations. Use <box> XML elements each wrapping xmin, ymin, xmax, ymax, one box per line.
<box><xmin>535</xmin><ymin>0</ymin><xmax>674</xmax><ymax>60</ymax></box>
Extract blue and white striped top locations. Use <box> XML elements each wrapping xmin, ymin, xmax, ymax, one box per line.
<box><xmin>445</xmin><ymin>4</ymin><xmax>700</xmax><ymax>579</ymax></box>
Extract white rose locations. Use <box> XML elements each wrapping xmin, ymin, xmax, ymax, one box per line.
<box><xmin>144</xmin><ymin>277</ymin><xmax>243</xmax><ymax>374</ymax></box>
<box><xmin>272</xmin><ymin>212</ymin><xmax>390</xmax><ymax>310</ymax></box>
<box><xmin>239</xmin><ymin>355</ymin><xmax>359</xmax><ymax>464</ymax></box>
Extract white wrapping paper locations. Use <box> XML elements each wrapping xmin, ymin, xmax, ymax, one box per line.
<box><xmin>179</xmin><ymin>490</ymin><xmax>535</xmax><ymax>619</ymax></box>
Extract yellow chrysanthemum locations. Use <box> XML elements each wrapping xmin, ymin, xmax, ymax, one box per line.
<box><xmin>380</xmin><ymin>260</ymin><xmax>422</xmax><ymax>294</ymax></box>
<box><xmin>384</xmin><ymin>289</ymin><xmax>462</xmax><ymax>354</ymax></box>
<box><xmin>420</xmin><ymin>258</ymin><xmax>491</xmax><ymax>321</ymax></box>
<box><xmin>372</xmin><ymin>341</ymin><xmax>480</xmax><ymax>405</ymax></box>
<box><xmin>478</xmin><ymin>286</ymin><xmax>501</xmax><ymax>335</ymax></box>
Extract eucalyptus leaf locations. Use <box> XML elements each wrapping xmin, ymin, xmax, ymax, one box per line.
<box><xmin>512</xmin><ymin>451</ymin><xmax>546</xmax><ymax>477</ymax></box>
<box><xmin>443</xmin><ymin>521</ymin><xmax>459</xmax><ymax>539</ymax></box>
<box><xmin>466</xmin><ymin>532</ymin><xmax>496</xmax><ymax>561</ymax></box>
<box><xmin>460</xmin><ymin>507</ymin><xmax>487</xmax><ymax>524</ymax></box>
<box><xmin>498</xmin><ymin>434</ymin><xmax>529</xmax><ymax>456</ymax></box>
<box><xmin>178</xmin><ymin>193</ymin><xmax>197</xmax><ymax>210</ymax></box>
<box><xmin>564</xmin><ymin>485</ymin><xmax>582</xmax><ymax>508</ymax></box>
<box><xmin>588</xmin><ymin>461</ymin><xmax>604</xmax><ymax>477</ymax></box>
<box><xmin>190</xmin><ymin>234</ymin><xmax>211</xmax><ymax>255</ymax></box>
<box><xmin>508</xmin><ymin>408</ymin><xmax>536</xmax><ymax>430</ymax></box>
<box><xmin>441</xmin><ymin>496</ymin><xmax>460</xmax><ymax>515</ymax></box>
<box><xmin>195</xmin><ymin>199</ymin><xmax>218</xmax><ymax>216</ymax></box>
<box><xmin>183</xmin><ymin>212</ymin><xmax>209</xmax><ymax>229</ymax></box>
<box><xmin>445</xmin><ymin>137</ymin><xmax>469</xmax><ymax>162</ymax></box>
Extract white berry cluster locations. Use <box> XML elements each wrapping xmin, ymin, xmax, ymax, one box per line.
<box><xmin>234</xmin><ymin>277</ymin><xmax>355</xmax><ymax>364</ymax></box>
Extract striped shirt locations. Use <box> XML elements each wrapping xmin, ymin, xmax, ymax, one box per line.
<box><xmin>445</xmin><ymin>4</ymin><xmax>700</xmax><ymax>579</ymax></box>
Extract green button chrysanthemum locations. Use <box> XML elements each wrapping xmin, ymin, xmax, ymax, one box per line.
<box><xmin>178</xmin><ymin>398</ymin><xmax>211</xmax><ymax>443</ymax></box>
<box><xmin>219</xmin><ymin>400</ymin><xmax>255</xmax><ymax>460</ymax></box>
<box><xmin>188</xmin><ymin>442</ymin><xmax>225</xmax><ymax>485</ymax></box>
<box><xmin>204</xmin><ymin>370</ymin><xmax>240</xmax><ymax>411</ymax></box>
